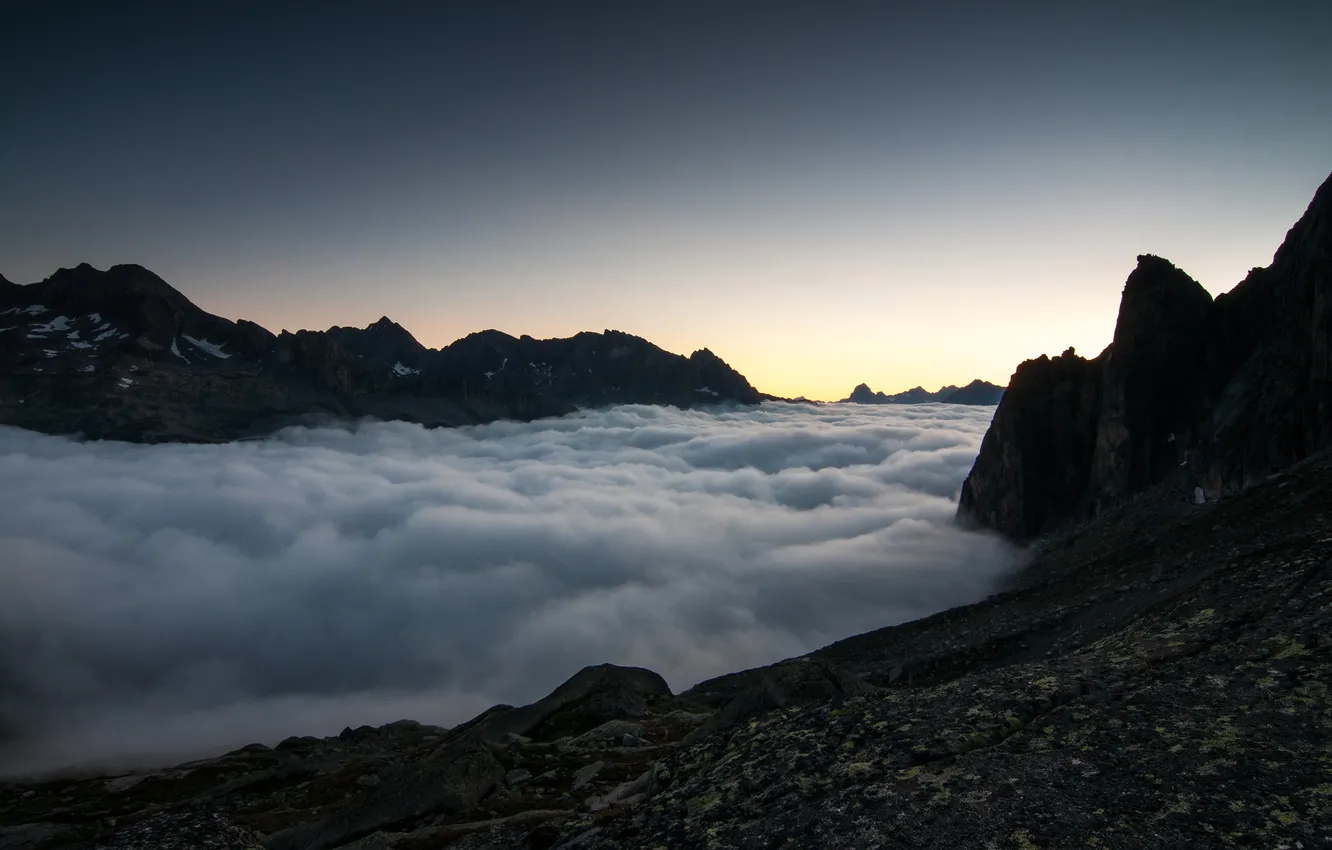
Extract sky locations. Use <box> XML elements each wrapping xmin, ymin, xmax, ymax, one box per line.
<box><xmin>0</xmin><ymin>403</ymin><xmax>1019</xmax><ymax>775</ymax></box>
<box><xmin>2</xmin><ymin>1</ymin><xmax>1330</xmax><ymax>401</ymax></box>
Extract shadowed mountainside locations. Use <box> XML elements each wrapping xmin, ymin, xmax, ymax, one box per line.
<box><xmin>0</xmin><ymin>265</ymin><xmax>764</xmax><ymax>442</ymax></box>
<box><xmin>960</xmin><ymin>170</ymin><xmax>1332</xmax><ymax>540</ymax></box>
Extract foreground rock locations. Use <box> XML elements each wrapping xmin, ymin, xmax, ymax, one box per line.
<box><xmin>5</xmin><ymin>445</ymin><xmax>1332</xmax><ymax>848</ymax></box>
<box><xmin>0</xmin><ymin>264</ymin><xmax>765</xmax><ymax>443</ymax></box>
<box><xmin>960</xmin><ymin>169</ymin><xmax>1332</xmax><ymax>539</ymax></box>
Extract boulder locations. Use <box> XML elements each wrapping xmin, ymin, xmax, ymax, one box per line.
<box><xmin>469</xmin><ymin>664</ymin><xmax>672</xmax><ymax>744</ymax></box>
<box><xmin>679</xmin><ymin>657</ymin><xmax>875</xmax><ymax>742</ymax></box>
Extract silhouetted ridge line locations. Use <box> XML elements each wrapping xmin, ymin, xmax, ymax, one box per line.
<box><xmin>0</xmin><ymin>267</ymin><xmax>764</xmax><ymax>442</ymax></box>
<box><xmin>842</xmin><ymin>379</ymin><xmax>1004</xmax><ymax>405</ymax></box>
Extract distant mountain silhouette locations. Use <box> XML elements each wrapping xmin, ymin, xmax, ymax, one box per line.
<box><xmin>842</xmin><ymin>380</ymin><xmax>1004</xmax><ymax>405</ymax></box>
<box><xmin>943</xmin><ymin>379</ymin><xmax>1008</xmax><ymax>405</ymax></box>
<box><xmin>0</xmin><ymin>264</ymin><xmax>764</xmax><ymax>442</ymax></box>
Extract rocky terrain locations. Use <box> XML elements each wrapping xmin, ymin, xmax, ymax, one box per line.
<box><xmin>3</xmin><ymin>405</ymin><xmax>1330</xmax><ymax>849</ymax></box>
<box><xmin>0</xmin><ymin>264</ymin><xmax>764</xmax><ymax>442</ymax></box>
<box><xmin>841</xmin><ymin>379</ymin><xmax>1005</xmax><ymax>406</ymax></box>
<box><xmin>959</xmin><ymin>170</ymin><xmax>1332</xmax><ymax>540</ymax></box>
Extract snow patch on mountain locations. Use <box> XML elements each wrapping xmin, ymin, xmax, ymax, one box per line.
<box><xmin>182</xmin><ymin>334</ymin><xmax>232</xmax><ymax>359</ymax></box>
<box><xmin>29</xmin><ymin>316</ymin><xmax>71</xmax><ymax>334</ymax></box>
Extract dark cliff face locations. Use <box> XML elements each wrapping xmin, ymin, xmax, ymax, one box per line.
<box><xmin>0</xmin><ymin>267</ymin><xmax>764</xmax><ymax>442</ymax></box>
<box><xmin>1089</xmin><ymin>256</ymin><xmax>1213</xmax><ymax>509</ymax></box>
<box><xmin>1195</xmin><ymin>170</ymin><xmax>1332</xmax><ymax>494</ymax></box>
<box><xmin>957</xmin><ymin>348</ymin><xmax>1102</xmax><ymax>539</ymax></box>
<box><xmin>961</xmin><ymin>170</ymin><xmax>1332</xmax><ymax>540</ymax></box>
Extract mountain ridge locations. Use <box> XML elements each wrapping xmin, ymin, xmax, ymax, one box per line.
<box><xmin>0</xmin><ymin>264</ymin><xmax>767</xmax><ymax>443</ymax></box>
<box><xmin>842</xmin><ymin>378</ymin><xmax>1005</xmax><ymax>405</ymax></box>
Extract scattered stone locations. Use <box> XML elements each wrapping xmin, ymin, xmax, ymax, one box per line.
<box><xmin>102</xmin><ymin>776</ymin><xmax>145</xmax><ymax>794</ymax></box>
<box><xmin>572</xmin><ymin>720</ymin><xmax>643</xmax><ymax>747</ymax></box>
<box><xmin>571</xmin><ymin>761</ymin><xmax>605</xmax><ymax>791</ymax></box>
<box><xmin>505</xmin><ymin>768</ymin><xmax>533</xmax><ymax>787</ymax></box>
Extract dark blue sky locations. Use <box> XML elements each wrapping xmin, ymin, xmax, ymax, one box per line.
<box><xmin>3</xmin><ymin>1</ymin><xmax>1330</xmax><ymax>397</ymax></box>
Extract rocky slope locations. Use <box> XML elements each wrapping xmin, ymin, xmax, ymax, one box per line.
<box><xmin>960</xmin><ymin>170</ymin><xmax>1332</xmax><ymax>540</ymax></box>
<box><xmin>0</xmin><ymin>264</ymin><xmax>764</xmax><ymax>442</ymax></box>
<box><xmin>4</xmin><ymin>430</ymin><xmax>1331</xmax><ymax>849</ymax></box>
<box><xmin>842</xmin><ymin>379</ymin><xmax>1005</xmax><ymax>406</ymax></box>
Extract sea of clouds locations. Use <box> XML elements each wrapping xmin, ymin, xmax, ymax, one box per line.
<box><xmin>0</xmin><ymin>402</ymin><xmax>1021</xmax><ymax>775</ymax></box>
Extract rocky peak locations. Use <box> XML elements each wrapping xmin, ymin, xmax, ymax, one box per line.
<box><xmin>322</xmin><ymin>316</ymin><xmax>428</xmax><ymax>375</ymax></box>
<box><xmin>1089</xmin><ymin>255</ymin><xmax>1213</xmax><ymax>508</ymax></box>
<box><xmin>688</xmin><ymin>348</ymin><xmax>763</xmax><ymax>403</ymax></box>
<box><xmin>961</xmin><ymin>169</ymin><xmax>1332</xmax><ymax>539</ymax></box>
<box><xmin>847</xmin><ymin>383</ymin><xmax>878</xmax><ymax>403</ymax></box>
<box><xmin>363</xmin><ymin>316</ymin><xmax>419</xmax><ymax>343</ymax></box>
<box><xmin>1270</xmin><ymin>170</ymin><xmax>1332</xmax><ymax>284</ymax></box>
<box><xmin>10</xmin><ymin>263</ymin><xmax>205</xmax><ymax>355</ymax></box>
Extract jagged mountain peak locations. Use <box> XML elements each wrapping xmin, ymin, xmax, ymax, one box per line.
<box><xmin>1121</xmin><ymin>254</ymin><xmax>1212</xmax><ymax>310</ymax></box>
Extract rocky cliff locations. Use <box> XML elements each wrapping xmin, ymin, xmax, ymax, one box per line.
<box><xmin>0</xmin><ymin>264</ymin><xmax>765</xmax><ymax>442</ymax></box>
<box><xmin>957</xmin><ymin>347</ymin><xmax>1102</xmax><ymax>540</ymax></box>
<box><xmin>960</xmin><ymin>170</ymin><xmax>1332</xmax><ymax>539</ymax></box>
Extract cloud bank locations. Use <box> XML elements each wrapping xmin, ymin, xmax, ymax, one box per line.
<box><xmin>0</xmin><ymin>402</ymin><xmax>1020</xmax><ymax>775</ymax></box>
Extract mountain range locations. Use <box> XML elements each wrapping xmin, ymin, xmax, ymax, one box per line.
<box><xmin>0</xmin><ymin>264</ymin><xmax>764</xmax><ymax>442</ymax></box>
<box><xmin>842</xmin><ymin>379</ymin><xmax>1005</xmax><ymax>406</ymax></box>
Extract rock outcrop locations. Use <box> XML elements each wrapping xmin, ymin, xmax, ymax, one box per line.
<box><xmin>0</xmin><ymin>265</ymin><xmax>765</xmax><ymax>442</ymax></box>
<box><xmin>961</xmin><ymin>170</ymin><xmax>1332</xmax><ymax>539</ymax></box>
<box><xmin>1088</xmin><ymin>256</ymin><xmax>1213</xmax><ymax>509</ymax></box>
<box><xmin>957</xmin><ymin>348</ymin><xmax>1102</xmax><ymax>539</ymax></box>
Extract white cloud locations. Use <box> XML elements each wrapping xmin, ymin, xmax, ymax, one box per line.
<box><xmin>0</xmin><ymin>402</ymin><xmax>1020</xmax><ymax>776</ymax></box>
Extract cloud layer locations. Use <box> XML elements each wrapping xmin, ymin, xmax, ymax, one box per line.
<box><xmin>0</xmin><ymin>402</ymin><xmax>1019</xmax><ymax>775</ymax></box>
